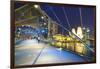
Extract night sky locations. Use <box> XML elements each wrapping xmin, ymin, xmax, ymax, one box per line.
<box><xmin>15</xmin><ymin>2</ymin><xmax>95</xmax><ymax>34</ymax></box>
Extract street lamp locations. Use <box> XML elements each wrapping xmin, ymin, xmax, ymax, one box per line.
<box><xmin>34</xmin><ymin>5</ymin><xmax>39</xmax><ymax>8</ymax></box>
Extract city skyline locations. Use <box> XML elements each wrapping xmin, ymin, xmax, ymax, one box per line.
<box><xmin>15</xmin><ymin>2</ymin><xmax>95</xmax><ymax>34</ymax></box>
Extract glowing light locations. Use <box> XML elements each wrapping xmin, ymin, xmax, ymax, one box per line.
<box><xmin>62</xmin><ymin>43</ymin><xmax>66</xmax><ymax>46</ymax></box>
<box><xmin>44</xmin><ymin>23</ymin><xmax>47</xmax><ymax>25</ymax></box>
<box><xmin>34</xmin><ymin>5</ymin><xmax>39</xmax><ymax>8</ymax></box>
<box><xmin>87</xmin><ymin>28</ymin><xmax>90</xmax><ymax>32</ymax></box>
<box><xmin>42</xmin><ymin>30</ymin><xmax>45</xmax><ymax>33</ymax></box>
<box><xmin>53</xmin><ymin>34</ymin><xmax>72</xmax><ymax>42</ymax></box>
<box><xmin>41</xmin><ymin>16</ymin><xmax>44</xmax><ymax>19</ymax></box>
<box><xmin>76</xmin><ymin>43</ymin><xmax>85</xmax><ymax>54</ymax></box>
<box><xmin>18</xmin><ymin>28</ymin><xmax>21</xmax><ymax>30</ymax></box>
<box><xmin>67</xmin><ymin>37</ymin><xmax>71</xmax><ymax>41</ymax></box>
<box><xmin>56</xmin><ymin>42</ymin><xmax>62</xmax><ymax>47</ymax></box>
<box><xmin>53</xmin><ymin>34</ymin><xmax>62</xmax><ymax>41</ymax></box>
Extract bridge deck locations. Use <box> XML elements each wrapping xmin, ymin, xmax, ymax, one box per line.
<box><xmin>15</xmin><ymin>39</ymin><xmax>86</xmax><ymax>66</ymax></box>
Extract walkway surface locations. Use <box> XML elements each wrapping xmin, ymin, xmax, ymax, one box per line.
<box><xmin>15</xmin><ymin>39</ymin><xmax>86</xmax><ymax>66</ymax></box>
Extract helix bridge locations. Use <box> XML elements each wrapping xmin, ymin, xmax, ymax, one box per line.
<box><xmin>14</xmin><ymin>3</ymin><xmax>95</xmax><ymax>66</ymax></box>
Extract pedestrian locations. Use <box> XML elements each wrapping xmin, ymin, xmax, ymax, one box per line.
<box><xmin>37</xmin><ymin>37</ymin><xmax>40</xmax><ymax>43</ymax></box>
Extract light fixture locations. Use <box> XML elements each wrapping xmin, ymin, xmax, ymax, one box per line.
<box><xmin>44</xmin><ymin>23</ymin><xmax>47</xmax><ymax>25</ymax></box>
<box><xmin>34</xmin><ymin>5</ymin><xmax>39</xmax><ymax>8</ymax></box>
<box><xmin>41</xmin><ymin>16</ymin><xmax>44</xmax><ymax>19</ymax></box>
